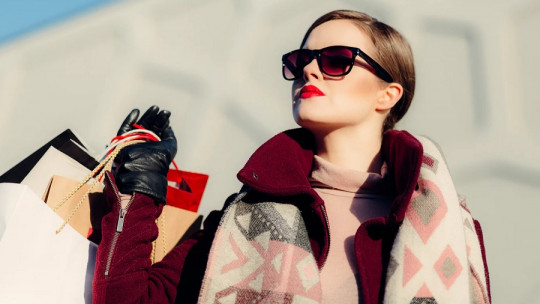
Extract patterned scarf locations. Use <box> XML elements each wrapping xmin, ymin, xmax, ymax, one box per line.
<box><xmin>383</xmin><ymin>136</ymin><xmax>490</xmax><ymax>303</ymax></box>
<box><xmin>198</xmin><ymin>193</ymin><xmax>322</xmax><ymax>303</ymax></box>
<box><xmin>198</xmin><ymin>136</ymin><xmax>490</xmax><ymax>304</ymax></box>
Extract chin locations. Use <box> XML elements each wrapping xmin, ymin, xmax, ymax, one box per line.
<box><xmin>294</xmin><ymin>118</ymin><xmax>330</xmax><ymax>133</ymax></box>
<box><xmin>293</xmin><ymin>116</ymin><xmax>314</xmax><ymax>130</ymax></box>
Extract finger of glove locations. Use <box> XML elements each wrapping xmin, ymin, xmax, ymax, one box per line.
<box><xmin>117</xmin><ymin>109</ymin><xmax>140</xmax><ymax>136</ymax></box>
<box><xmin>136</xmin><ymin>106</ymin><xmax>160</xmax><ymax>130</ymax></box>
<box><xmin>150</xmin><ymin>110</ymin><xmax>171</xmax><ymax>137</ymax></box>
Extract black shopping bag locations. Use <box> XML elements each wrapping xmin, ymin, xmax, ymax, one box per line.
<box><xmin>0</xmin><ymin>129</ymin><xmax>99</xmax><ymax>184</ymax></box>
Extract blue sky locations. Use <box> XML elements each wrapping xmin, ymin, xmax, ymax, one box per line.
<box><xmin>0</xmin><ymin>0</ymin><xmax>122</xmax><ymax>46</ymax></box>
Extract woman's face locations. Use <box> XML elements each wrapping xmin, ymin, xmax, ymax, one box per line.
<box><xmin>292</xmin><ymin>19</ymin><xmax>387</xmax><ymax>133</ymax></box>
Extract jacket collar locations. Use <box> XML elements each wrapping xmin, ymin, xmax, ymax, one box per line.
<box><xmin>237</xmin><ymin>128</ymin><xmax>423</xmax><ymax>222</ymax></box>
<box><xmin>237</xmin><ymin>128</ymin><xmax>316</xmax><ymax>199</ymax></box>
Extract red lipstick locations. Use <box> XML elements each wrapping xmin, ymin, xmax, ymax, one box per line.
<box><xmin>300</xmin><ymin>85</ymin><xmax>325</xmax><ymax>99</ymax></box>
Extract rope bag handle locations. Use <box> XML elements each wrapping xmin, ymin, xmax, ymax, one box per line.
<box><xmin>53</xmin><ymin>140</ymin><xmax>144</xmax><ymax>234</ymax></box>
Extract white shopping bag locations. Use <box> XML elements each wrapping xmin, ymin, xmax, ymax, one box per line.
<box><xmin>21</xmin><ymin>146</ymin><xmax>91</xmax><ymax>198</ymax></box>
<box><xmin>0</xmin><ymin>183</ymin><xmax>96</xmax><ymax>304</ymax></box>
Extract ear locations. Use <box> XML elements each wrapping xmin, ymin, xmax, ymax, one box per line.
<box><xmin>376</xmin><ymin>83</ymin><xmax>403</xmax><ymax>111</ymax></box>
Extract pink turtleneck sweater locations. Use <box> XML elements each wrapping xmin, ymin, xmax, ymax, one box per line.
<box><xmin>309</xmin><ymin>155</ymin><xmax>393</xmax><ymax>304</ymax></box>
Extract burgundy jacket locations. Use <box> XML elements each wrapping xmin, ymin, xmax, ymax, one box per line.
<box><xmin>92</xmin><ymin>128</ymin><xmax>490</xmax><ymax>304</ymax></box>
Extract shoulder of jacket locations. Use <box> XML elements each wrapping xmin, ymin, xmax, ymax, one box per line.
<box><xmin>408</xmin><ymin>134</ymin><xmax>450</xmax><ymax>166</ymax></box>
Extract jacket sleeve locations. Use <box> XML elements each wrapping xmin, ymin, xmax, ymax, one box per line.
<box><xmin>92</xmin><ymin>172</ymin><xmax>207</xmax><ymax>304</ymax></box>
<box><xmin>473</xmin><ymin>219</ymin><xmax>491</xmax><ymax>303</ymax></box>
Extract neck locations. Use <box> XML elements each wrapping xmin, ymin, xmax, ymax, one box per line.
<box><xmin>313</xmin><ymin>126</ymin><xmax>383</xmax><ymax>173</ymax></box>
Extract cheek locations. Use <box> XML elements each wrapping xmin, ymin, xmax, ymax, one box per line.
<box><xmin>334</xmin><ymin>77</ymin><xmax>380</xmax><ymax>106</ymax></box>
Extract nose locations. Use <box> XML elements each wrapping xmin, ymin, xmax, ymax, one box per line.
<box><xmin>302</xmin><ymin>58</ymin><xmax>322</xmax><ymax>81</ymax></box>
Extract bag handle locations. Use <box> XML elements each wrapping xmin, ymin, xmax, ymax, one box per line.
<box><xmin>53</xmin><ymin>140</ymin><xmax>143</xmax><ymax>234</ymax></box>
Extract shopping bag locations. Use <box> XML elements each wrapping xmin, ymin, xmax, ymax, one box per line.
<box><xmin>43</xmin><ymin>175</ymin><xmax>106</xmax><ymax>239</ymax></box>
<box><xmin>153</xmin><ymin>169</ymin><xmax>205</xmax><ymax>262</ymax></box>
<box><xmin>166</xmin><ymin>169</ymin><xmax>208</xmax><ymax>212</ymax></box>
<box><xmin>43</xmin><ymin>175</ymin><xmax>203</xmax><ymax>264</ymax></box>
<box><xmin>151</xmin><ymin>205</ymin><xmax>202</xmax><ymax>263</ymax></box>
<box><xmin>0</xmin><ymin>129</ymin><xmax>98</xmax><ymax>184</ymax></box>
<box><xmin>0</xmin><ymin>183</ymin><xmax>96</xmax><ymax>304</ymax></box>
<box><xmin>42</xmin><ymin>139</ymin><xmax>205</xmax><ymax>264</ymax></box>
<box><xmin>21</xmin><ymin>146</ymin><xmax>92</xmax><ymax>198</ymax></box>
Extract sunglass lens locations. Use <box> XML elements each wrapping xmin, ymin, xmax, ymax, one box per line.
<box><xmin>283</xmin><ymin>50</ymin><xmax>313</xmax><ymax>80</ymax></box>
<box><xmin>283</xmin><ymin>51</ymin><xmax>298</xmax><ymax>80</ymax></box>
<box><xmin>320</xmin><ymin>47</ymin><xmax>355</xmax><ymax>76</ymax></box>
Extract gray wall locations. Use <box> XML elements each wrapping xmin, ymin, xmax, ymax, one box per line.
<box><xmin>0</xmin><ymin>0</ymin><xmax>539</xmax><ymax>302</ymax></box>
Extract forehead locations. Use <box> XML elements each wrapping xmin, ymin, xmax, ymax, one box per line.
<box><xmin>303</xmin><ymin>19</ymin><xmax>375</xmax><ymax>54</ymax></box>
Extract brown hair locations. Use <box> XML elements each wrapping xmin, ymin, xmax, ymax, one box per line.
<box><xmin>300</xmin><ymin>10</ymin><xmax>415</xmax><ymax>131</ymax></box>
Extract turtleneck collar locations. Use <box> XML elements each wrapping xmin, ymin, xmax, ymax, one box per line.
<box><xmin>309</xmin><ymin>155</ymin><xmax>390</xmax><ymax>194</ymax></box>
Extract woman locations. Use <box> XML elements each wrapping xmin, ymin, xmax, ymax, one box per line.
<box><xmin>93</xmin><ymin>10</ymin><xmax>490</xmax><ymax>304</ymax></box>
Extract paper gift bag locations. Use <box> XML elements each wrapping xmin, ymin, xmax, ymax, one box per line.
<box><xmin>0</xmin><ymin>129</ymin><xmax>98</xmax><ymax>184</ymax></box>
<box><xmin>38</xmin><ymin>139</ymin><xmax>207</xmax><ymax>264</ymax></box>
<box><xmin>22</xmin><ymin>146</ymin><xmax>92</xmax><ymax>198</ymax></box>
<box><xmin>152</xmin><ymin>205</ymin><xmax>202</xmax><ymax>263</ymax></box>
<box><xmin>43</xmin><ymin>175</ymin><xmax>106</xmax><ymax>239</ymax></box>
<box><xmin>43</xmin><ymin>174</ymin><xmax>202</xmax><ymax>264</ymax></box>
<box><xmin>0</xmin><ymin>183</ymin><xmax>96</xmax><ymax>304</ymax></box>
<box><xmin>166</xmin><ymin>169</ymin><xmax>208</xmax><ymax>212</ymax></box>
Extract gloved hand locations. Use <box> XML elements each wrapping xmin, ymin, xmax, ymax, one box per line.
<box><xmin>114</xmin><ymin>105</ymin><xmax>177</xmax><ymax>204</ymax></box>
<box><xmin>116</xmin><ymin>105</ymin><xmax>170</xmax><ymax>138</ymax></box>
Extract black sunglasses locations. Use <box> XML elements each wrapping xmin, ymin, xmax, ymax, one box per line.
<box><xmin>281</xmin><ymin>45</ymin><xmax>393</xmax><ymax>83</ymax></box>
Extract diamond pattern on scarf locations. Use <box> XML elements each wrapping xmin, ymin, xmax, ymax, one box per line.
<box><xmin>421</xmin><ymin>154</ymin><xmax>439</xmax><ymax>173</ymax></box>
<box><xmin>410</xmin><ymin>283</ymin><xmax>437</xmax><ymax>303</ymax></box>
<box><xmin>384</xmin><ymin>137</ymin><xmax>490</xmax><ymax>304</ymax></box>
<box><xmin>410</xmin><ymin>297</ymin><xmax>438</xmax><ymax>304</ymax></box>
<box><xmin>434</xmin><ymin>245</ymin><xmax>463</xmax><ymax>289</ymax></box>
<box><xmin>403</xmin><ymin>245</ymin><xmax>423</xmax><ymax>287</ymax></box>
<box><xmin>464</xmin><ymin>218</ymin><xmax>474</xmax><ymax>231</ymax></box>
<box><xmin>412</xmin><ymin>190</ymin><xmax>440</xmax><ymax>225</ymax></box>
<box><xmin>406</xmin><ymin>179</ymin><xmax>448</xmax><ymax>243</ymax></box>
<box><xmin>415</xmin><ymin>283</ymin><xmax>433</xmax><ymax>297</ymax></box>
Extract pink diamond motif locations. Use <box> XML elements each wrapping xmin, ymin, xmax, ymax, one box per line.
<box><xmin>434</xmin><ymin>245</ymin><xmax>463</xmax><ymax>289</ymax></box>
<box><xmin>415</xmin><ymin>283</ymin><xmax>433</xmax><ymax>297</ymax></box>
<box><xmin>406</xmin><ymin>179</ymin><xmax>448</xmax><ymax>243</ymax></box>
<box><xmin>403</xmin><ymin>245</ymin><xmax>422</xmax><ymax>287</ymax></box>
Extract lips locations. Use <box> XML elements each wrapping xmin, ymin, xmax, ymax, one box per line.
<box><xmin>300</xmin><ymin>85</ymin><xmax>325</xmax><ymax>99</ymax></box>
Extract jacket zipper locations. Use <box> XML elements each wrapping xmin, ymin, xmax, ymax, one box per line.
<box><xmin>319</xmin><ymin>204</ymin><xmax>331</xmax><ymax>270</ymax></box>
<box><xmin>104</xmin><ymin>174</ymin><xmax>134</xmax><ymax>277</ymax></box>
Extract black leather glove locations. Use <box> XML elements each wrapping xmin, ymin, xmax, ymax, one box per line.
<box><xmin>114</xmin><ymin>106</ymin><xmax>177</xmax><ymax>204</ymax></box>
<box><xmin>117</xmin><ymin>105</ymin><xmax>170</xmax><ymax>138</ymax></box>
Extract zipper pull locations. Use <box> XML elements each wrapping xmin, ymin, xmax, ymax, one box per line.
<box><xmin>116</xmin><ymin>209</ymin><xmax>126</xmax><ymax>232</ymax></box>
